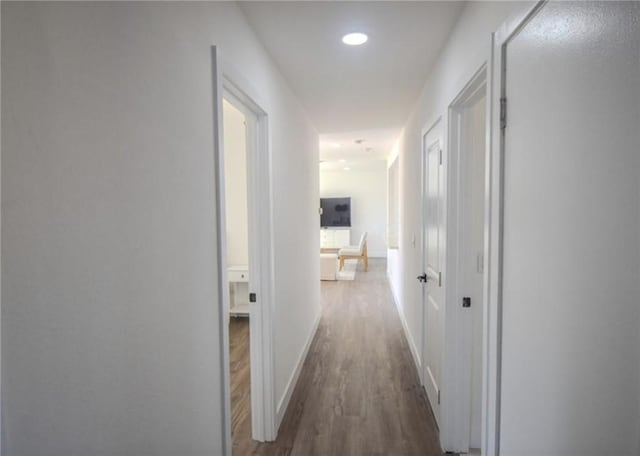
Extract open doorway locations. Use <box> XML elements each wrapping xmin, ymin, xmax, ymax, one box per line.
<box><xmin>222</xmin><ymin>98</ymin><xmax>252</xmax><ymax>449</ymax></box>
<box><xmin>458</xmin><ymin>84</ymin><xmax>486</xmax><ymax>455</ymax></box>
<box><xmin>318</xmin><ymin>132</ymin><xmax>393</xmax><ymax>282</ymax></box>
<box><xmin>213</xmin><ymin>54</ymin><xmax>276</xmax><ymax>452</ymax></box>
<box><xmin>445</xmin><ymin>66</ymin><xmax>487</xmax><ymax>454</ymax></box>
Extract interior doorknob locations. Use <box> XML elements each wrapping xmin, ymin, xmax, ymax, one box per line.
<box><xmin>417</xmin><ymin>273</ymin><xmax>427</xmax><ymax>283</ymax></box>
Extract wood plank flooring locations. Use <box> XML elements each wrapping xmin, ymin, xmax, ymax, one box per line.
<box><xmin>229</xmin><ymin>317</ymin><xmax>252</xmax><ymax>446</ymax></box>
<box><xmin>231</xmin><ymin>259</ymin><xmax>443</xmax><ymax>455</ymax></box>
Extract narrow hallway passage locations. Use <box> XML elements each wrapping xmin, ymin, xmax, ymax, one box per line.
<box><xmin>240</xmin><ymin>259</ymin><xmax>442</xmax><ymax>455</ymax></box>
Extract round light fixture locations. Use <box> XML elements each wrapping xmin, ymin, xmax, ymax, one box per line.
<box><xmin>342</xmin><ymin>32</ymin><xmax>368</xmax><ymax>46</ymax></box>
<box><xmin>343</xmin><ymin>167</ymin><xmax>351</xmax><ymax>171</ymax></box>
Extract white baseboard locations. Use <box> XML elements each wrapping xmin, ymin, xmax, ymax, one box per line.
<box><xmin>387</xmin><ymin>273</ymin><xmax>421</xmax><ymax>376</ymax></box>
<box><xmin>275</xmin><ymin>310</ymin><xmax>321</xmax><ymax>428</ymax></box>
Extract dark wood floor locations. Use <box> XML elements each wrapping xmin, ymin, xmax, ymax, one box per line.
<box><xmin>231</xmin><ymin>259</ymin><xmax>443</xmax><ymax>455</ymax></box>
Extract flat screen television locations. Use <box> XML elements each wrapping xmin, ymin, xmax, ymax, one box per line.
<box><xmin>320</xmin><ymin>197</ymin><xmax>351</xmax><ymax>227</ymax></box>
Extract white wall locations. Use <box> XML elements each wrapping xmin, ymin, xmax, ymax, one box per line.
<box><xmin>389</xmin><ymin>2</ymin><xmax>640</xmax><ymax>455</ymax></box>
<box><xmin>222</xmin><ymin>99</ymin><xmax>249</xmax><ymax>267</ymax></box>
<box><xmin>387</xmin><ymin>0</ymin><xmax>525</xmax><ymax>383</ymax></box>
<box><xmin>320</xmin><ymin>161</ymin><xmax>387</xmax><ymax>257</ymax></box>
<box><xmin>498</xmin><ymin>3</ymin><xmax>640</xmax><ymax>454</ymax></box>
<box><xmin>1</xmin><ymin>3</ymin><xmax>320</xmax><ymax>455</ymax></box>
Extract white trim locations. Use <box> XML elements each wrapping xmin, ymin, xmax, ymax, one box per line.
<box><xmin>210</xmin><ymin>46</ymin><xmax>232</xmax><ymax>456</ymax></box>
<box><xmin>426</xmin><ymin>366</ymin><xmax>439</xmax><ymax>394</ymax></box>
<box><xmin>444</xmin><ymin>63</ymin><xmax>487</xmax><ymax>454</ymax></box>
<box><xmin>1</xmin><ymin>4</ymin><xmax>3</xmax><ymax>454</ymax></box>
<box><xmin>387</xmin><ymin>273</ymin><xmax>421</xmax><ymax>376</ymax></box>
<box><xmin>483</xmin><ymin>31</ymin><xmax>501</xmax><ymax>456</ymax></box>
<box><xmin>276</xmin><ymin>311</ymin><xmax>321</xmax><ymax>428</ymax></box>
<box><xmin>484</xmin><ymin>3</ymin><xmax>546</xmax><ymax>456</ymax></box>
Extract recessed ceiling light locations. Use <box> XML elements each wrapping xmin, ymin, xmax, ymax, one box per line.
<box><xmin>343</xmin><ymin>167</ymin><xmax>351</xmax><ymax>171</ymax></box>
<box><xmin>339</xmin><ymin>159</ymin><xmax>347</xmax><ymax>163</ymax></box>
<box><xmin>342</xmin><ymin>33</ymin><xmax>368</xmax><ymax>46</ymax></box>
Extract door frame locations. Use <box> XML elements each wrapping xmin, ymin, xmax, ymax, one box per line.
<box><xmin>484</xmin><ymin>2</ymin><xmax>546</xmax><ymax>455</ymax></box>
<box><xmin>211</xmin><ymin>47</ymin><xmax>277</xmax><ymax>456</ymax></box>
<box><xmin>443</xmin><ymin>63</ymin><xmax>487</xmax><ymax>453</ymax></box>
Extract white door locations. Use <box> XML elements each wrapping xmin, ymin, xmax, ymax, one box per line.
<box><xmin>420</xmin><ymin>121</ymin><xmax>445</xmax><ymax>425</ymax></box>
<box><xmin>498</xmin><ymin>2</ymin><xmax>640</xmax><ymax>454</ymax></box>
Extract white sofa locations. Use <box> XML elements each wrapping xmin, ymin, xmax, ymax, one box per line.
<box><xmin>320</xmin><ymin>253</ymin><xmax>338</xmax><ymax>280</ymax></box>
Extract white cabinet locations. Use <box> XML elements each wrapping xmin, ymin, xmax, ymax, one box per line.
<box><xmin>320</xmin><ymin>228</ymin><xmax>350</xmax><ymax>249</ymax></box>
<box><xmin>228</xmin><ymin>265</ymin><xmax>249</xmax><ymax>316</ymax></box>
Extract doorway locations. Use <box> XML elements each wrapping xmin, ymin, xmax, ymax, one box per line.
<box><xmin>220</xmin><ymin>85</ymin><xmax>274</xmax><ymax>447</ymax></box>
<box><xmin>213</xmin><ymin>48</ymin><xmax>277</xmax><ymax>455</ymax></box>
<box><xmin>446</xmin><ymin>66</ymin><xmax>487</xmax><ymax>454</ymax></box>
<box><xmin>222</xmin><ymin>97</ymin><xmax>252</xmax><ymax>450</ymax></box>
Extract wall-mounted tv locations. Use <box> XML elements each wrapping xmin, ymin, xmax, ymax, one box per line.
<box><xmin>320</xmin><ymin>197</ymin><xmax>351</xmax><ymax>227</ymax></box>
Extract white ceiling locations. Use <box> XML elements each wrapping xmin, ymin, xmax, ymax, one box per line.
<box><xmin>319</xmin><ymin>158</ymin><xmax>388</xmax><ymax>173</ymax></box>
<box><xmin>239</xmin><ymin>1</ymin><xmax>465</xmax><ymax>140</ymax></box>
<box><xmin>319</xmin><ymin>127</ymin><xmax>399</xmax><ymax>163</ymax></box>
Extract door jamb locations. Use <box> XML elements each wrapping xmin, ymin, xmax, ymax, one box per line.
<box><xmin>484</xmin><ymin>2</ymin><xmax>546</xmax><ymax>455</ymax></box>
<box><xmin>443</xmin><ymin>64</ymin><xmax>487</xmax><ymax>453</ymax></box>
<box><xmin>212</xmin><ymin>47</ymin><xmax>277</xmax><ymax>456</ymax></box>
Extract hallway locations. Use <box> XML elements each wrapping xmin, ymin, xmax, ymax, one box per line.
<box><xmin>236</xmin><ymin>259</ymin><xmax>442</xmax><ymax>455</ymax></box>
